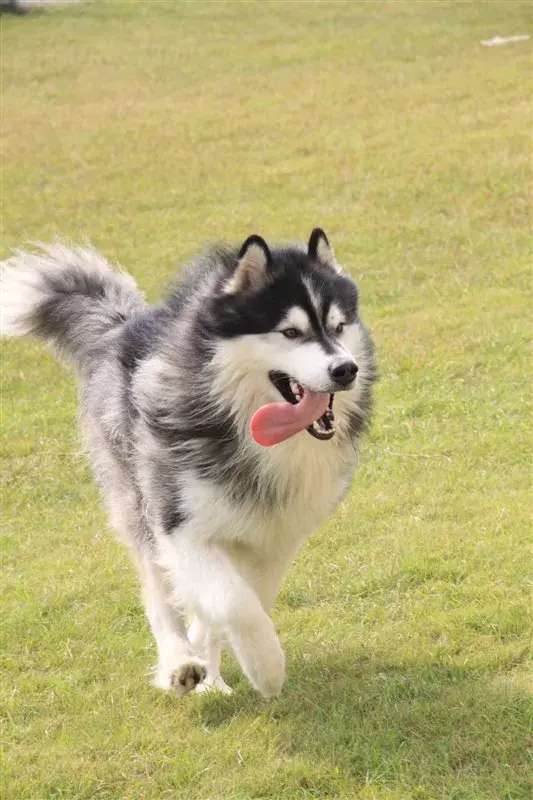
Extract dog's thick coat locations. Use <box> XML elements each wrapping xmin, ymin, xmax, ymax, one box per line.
<box><xmin>1</xmin><ymin>232</ymin><xmax>376</xmax><ymax>695</ymax></box>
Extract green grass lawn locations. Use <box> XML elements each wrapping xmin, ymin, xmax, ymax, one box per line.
<box><xmin>1</xmin><ymin>2</ymin><xmax>532</xmax><ymax>798</ymax></box>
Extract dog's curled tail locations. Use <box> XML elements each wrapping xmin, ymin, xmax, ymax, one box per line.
<box><xmin>1</xmin><ymin>243</ymin><xmax>144</xmax><ymax>368</ymax></box>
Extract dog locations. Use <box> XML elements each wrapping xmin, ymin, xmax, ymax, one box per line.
<box><xmin>1</xmin><ymin>229</ymin><xmax>376</xmax><ymax>697</ymax></box>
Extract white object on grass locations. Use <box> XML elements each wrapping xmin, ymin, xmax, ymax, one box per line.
<box><xmin>481</xmin><ymin>35</ymin><xmax>530</xmax><ymax>47</ymax></box>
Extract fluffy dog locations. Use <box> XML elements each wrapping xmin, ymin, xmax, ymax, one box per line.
<box><xmin>1</xmin><ymin>230</ymin><xmax>376</xmax><ymax>696</ymax></box>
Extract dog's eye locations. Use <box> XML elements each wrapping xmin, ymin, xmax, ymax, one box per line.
<box><xmin>335</xmin><ymin>322</ymin><xmax>345</xmax><ymax>335</ymax></box>
<box><xmin>281</xmin><ymin>328</ymin><xmax>301</xmax><ymax>340</ymax></box>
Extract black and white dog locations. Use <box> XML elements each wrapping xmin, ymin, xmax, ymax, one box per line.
<box><xmin>1</xmin><ymin>230</ymin><xmax>376</xmax><ymax>696</ymax></box>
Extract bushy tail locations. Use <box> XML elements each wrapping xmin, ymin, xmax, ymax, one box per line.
<box><xmin>1</xmin><ymin>243</ymin><xmax>145</xmax><ymax>368</ymax></box>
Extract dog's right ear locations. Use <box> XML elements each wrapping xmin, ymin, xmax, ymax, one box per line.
<box><xmin>224</xmin><ymin>235</ymin><xmax>273</xmax><ymax>294</ymax></box>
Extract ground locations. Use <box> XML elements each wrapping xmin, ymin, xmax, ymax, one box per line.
<box><xmin>1</xmin><ymin>2</ymin><xmax>532</xmax><ymax>799</ymax></box>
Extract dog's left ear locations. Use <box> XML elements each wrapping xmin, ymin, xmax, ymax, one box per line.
<box><xmin>308</xmin><ymin>228</ymin><xmax>341</xmax><ymax>274</ymax></box>
<box><xmin>225</xmin><ymin>235</ymin><xmax>273</xmax><ymax>294</ymax></box>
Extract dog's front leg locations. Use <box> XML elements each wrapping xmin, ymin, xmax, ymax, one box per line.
<box><xmin>160</xmin><ymin>532</ymin><xmax>285</xmax><ymax>698</ymax></box>
<box><xmin>138</xmin><ymin>555</ymin><xmax>207</xmax><ymax>695</ymax></box>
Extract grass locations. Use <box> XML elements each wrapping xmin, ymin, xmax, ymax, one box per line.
<box><xmin>1</xmin><ymin>1</ymin><xmax>532</xmax><ymax>798</ymax></box>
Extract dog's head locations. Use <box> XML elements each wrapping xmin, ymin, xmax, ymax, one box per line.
<box><xmin>208</xmin><ymin>230</ymin><xmax>374</xmax><ymax>445</ymax></box>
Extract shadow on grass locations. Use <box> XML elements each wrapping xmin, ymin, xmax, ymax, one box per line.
<box><xmin>198</xmin><ymin>651</ymin><xmax>531</xmax><ymax>798</ymax></box>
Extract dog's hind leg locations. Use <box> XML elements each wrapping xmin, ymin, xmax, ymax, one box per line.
<box><xmin>188</xmin><ymin>617</ymin><xmax>233</xmax><ymax>695</ymax></box>
<box><xmin>140</xmin><ymin>556</ymin><xmax>206</xmax><ymax>696</ymax></box>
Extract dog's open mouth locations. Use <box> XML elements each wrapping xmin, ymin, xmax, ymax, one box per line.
<box><xmin>249</xmin><ymin>371</ymin><xmax>335</xmax><ymax>447</ymax></box>
<box><xmin>270</xmin><ymin>372</ymin><xmax>336</xmax><ymax>441</ymax></box>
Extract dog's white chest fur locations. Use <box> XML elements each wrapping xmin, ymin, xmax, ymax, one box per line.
<box><xmin>194</xmin><ymin>345</ymin><xmax>363</xmax><ymax>554</ymax></box>
<box><xmin>178</xmin><ymin>431</ymin><xmax>355</xmax><ymax>557</ymax></box>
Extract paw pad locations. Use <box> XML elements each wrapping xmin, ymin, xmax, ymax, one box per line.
<box><xmin>170</xmin><ymin>662</ymin><xmax>207</xmax><ymax>695</ymax></box>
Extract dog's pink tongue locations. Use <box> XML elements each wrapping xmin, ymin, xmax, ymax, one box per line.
<box><xmin>250</xmin><ymin>388</ymin><xmax>329</xmax><ymax>447</ymax></box>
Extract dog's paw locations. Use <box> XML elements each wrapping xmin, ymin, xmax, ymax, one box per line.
<box><xmin>254</xmin><ymin>666</ymin><xmax>284</xmax><ymax>698</ymax></box>
<box><xmin>228</xmin><ymin>616</ymin><xmax>286</xmax><ymax>698</ymax></box>
<box><xmin>249</xmin><ymin>641</ymin><xmax>285</xmax><ymax>698</ymax></box>
<box><xmin>163</xmin><ymin>659</ymin><xmax>207</xmax><ymax>696</ymax></box>
<box><xmin>195</xmin><ymin>675</ymin><xmax>234</xmax><ymax>695</ymax></box>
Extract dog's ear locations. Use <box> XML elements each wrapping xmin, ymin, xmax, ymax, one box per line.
<box><xmin>225</xmin><ymin>235</ymin><xmax>273</xmax><ymax>293</ymax></box>
<box><xmin>308</xmin><ymin>228</ymin><xmax>341</xmax><ymax>274</ymax></box>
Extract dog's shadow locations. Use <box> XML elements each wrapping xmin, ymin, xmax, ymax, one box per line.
<box><xmin>196</xmin><ymin>649</ymin><xmax>531</xmax><ymax>796</ymax></box>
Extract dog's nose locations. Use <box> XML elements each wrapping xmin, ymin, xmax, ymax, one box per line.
<box><xmin>330</xmin><ymin>360</ymin><xmax>358</xmax><ymax>387</ymax></box>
